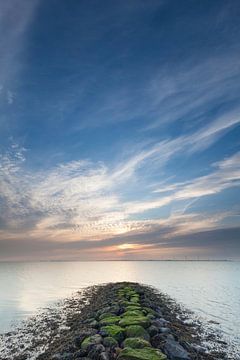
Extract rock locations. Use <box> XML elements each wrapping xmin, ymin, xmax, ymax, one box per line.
<box><xmin>81</xmin><ymin>334</ymin><xmax>103</xmax><ymax>351</ymax></box>
<box><xmin>103</xmin><ymin>336</ymin><xmax>118</xmax><ymax>348</ymax></box>
<box><xmin>191</xmin><ymin>344</ymin><xmax>207</xmax><ymax>353</ymax></box>
<box><xmin>146</xmin><ymin>314</ymin><xmax>155</xmax><ymax>321</ymax></box>
<box><xmin>125</xmin><ymin>305</ymin><xmax>142</xmax><ymax>312</ymax></box>
<box><xmin>142</xmin><ymin>307</ymin><xmax>158</xmax><ymax>317</ymax></box>
<box><xmin>147</xmin><ymin>325</ymin><xmax>159</xmax><ymax>337</ymax></box>
<box><xmin>56</xmin><ymin>353</ymin><xmax>73</xmax><ymax>360</ymax></box>
<box><xmin>123</xmin><ymin>337</ymin><xmax>151</xmax><ymax>349</ymax></box>
<box><xmin>100</xmin><ymin>325</ymin><xmax>125</xmax><ymax>342</ymax></box>
<box><xmin>97</xmin><ymin>307</ymin><xmax>112</xmax><ymax>317</ymax></box>
<box><xmin>125</xmin><ymin>325</ymin><xmax>150</xmax><ymax>341</ymax></box>
<box><xmin>99</xmin><ymin>352</ymin><xmax>110</xmax><ymax>360</ymax></box>
<box><xmin>159</xmin><ymin>327</ymin><xmax>171</xmax><ymax>334</ymax></box>
<box><xmin>166</xmin><ymin>334</ymin><xmax>175</xmax><ymax>341</ymax></box>
<box><xmin>129</xmin><ymin>296</ymin><xmax>140</xmax><ymax>304</ymax></box>
<box><xmin>155</xmin><ymin>307</ymin><xmax>163</xmax><ymax>316</ymax></box>
<box><xmin>119</xmin><ymin>315</ymin><xmax>150</xmax><ymax>328</ymax></box>
<box><xmin>151</xmin><ymin>318</ymin><xmax>169</xmax><ymax>328</ymax></box>
<box><xmin>75</xmin><ymin>331</ymin><xmax>98</xmax><ymax>348</ymax></box>
<box><xmin>73</xmin><ymin>349</ymin><xmax>88</xmax><ymax>358</ymax></box>
<box><xmin>163</xmin><ymin>338</ymin><xmax>190</xmax><ymax>360</ymax></box>
<box><xmin>99</xmin><ymin>313</ymin><xmax>116</xmax><ymax>321</ymax></box>
<box><xmin>123</xmin><ymin>310</ymin><xmax>144</xmax><ymax>317</ymax></box>
<box><xmin>88</xmin><ymin>344</ymin><xmax>105</xmax><ymax>359</ymax></box>
<box><xmin>151</xmin><ymin>334</ymin><xmax>166</xmax><ymax>349</ymax></box>
<box><xmin>99</xmin><ymin>316</ymin><xmax>120</xmax><ymax>326</ymax></box>
<box><xmin>117</xmin><ymin>347</ymin><xmax>167</xmax><ymax>359</ymax></box>
<box><xmin>89</xmin><ymin>320</ymin><xmax>99</xmax><ymax>328</ymax></box>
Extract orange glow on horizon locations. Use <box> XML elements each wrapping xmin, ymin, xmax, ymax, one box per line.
<box><xmin>118</xmin><ymin>243</ymin><xmax>140</xmax><ymax>250</ymax></box>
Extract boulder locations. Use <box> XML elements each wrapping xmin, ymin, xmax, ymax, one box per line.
<box><xmin>88</xmin><ymin>344</ymin><xmax>105</xmax><ymax>359</ymax></box>
<box><xmin>81</xmin><ymin>334</ymin><xmax>102</xmax><ymax>351</ymax></box>
<box><xmin>100</xmin><ymin>325</ymin><xmax>125</xmax><ymax>343</ymax></box>
<box><xmin>103</xmin><ymin>336</ymin><xmax>118</xmax><ymax>348</ymax></box>
<box><xmin>125</xmin><ymin>325</ymin><xmax>150</xmax><ymax>341</ymax></box>
<box><xmin>119</xmin><ymin>315</ymin><xmax>150</xmax><ymax>329</ymax></box>
<box><xmin>99</xmin><ymin>316</ymin><xmax>120</xmax><ymax>326</ymax></box>
<box><xmin>147</xmin><ymin>325</ymin><xmax>158</xmax><ymax>337</ymax></box>
<box><xmin>163</xmin><ymin>338</ymin><xmax>190</xmax><ymax>360</ymax></box>
<box><xmin>123</xmin><ymin>337</ymin><xmax>151</xmax><ymax>349</ymax></box>
<box><xmin>159</xmin><ymin>327</ymin><xmax>171</xmax><ymax>334</ymax></box>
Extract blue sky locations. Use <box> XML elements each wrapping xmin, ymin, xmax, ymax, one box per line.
<box><xmin>0</xmin><ymin>0</ymin><xmax>240</xmax><ymax>260</ymax></box>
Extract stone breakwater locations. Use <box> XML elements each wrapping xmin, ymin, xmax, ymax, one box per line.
<box><xmin>36</xmin><ymin>282</ymin><xmax>226</xmax><ymax>360</ymax></box>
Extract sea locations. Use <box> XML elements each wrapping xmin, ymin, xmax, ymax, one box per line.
<box><xmin>0</xmin><ymin>261</ymin><xmax>239</xmax><ymax>355</ymax></box>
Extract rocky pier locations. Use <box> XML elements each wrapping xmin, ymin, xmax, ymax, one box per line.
<box><xmin>37</xmin><ymin>282</ymin><xmax>226</xmax><ymax>360</ymax></box>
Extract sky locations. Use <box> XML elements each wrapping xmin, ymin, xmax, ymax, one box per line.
<box><xmin>0</xmin><ymin>0</ymin><xmax>240</xmax><ymax>261</ymax></box>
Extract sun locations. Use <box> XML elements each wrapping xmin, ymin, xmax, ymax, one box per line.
<box><xmin>118</xmin><ymin>243</ymin><xmax>138</xmax><ymax>250</ymax></box>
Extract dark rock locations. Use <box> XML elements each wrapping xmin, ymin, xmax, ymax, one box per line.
<box><xmin>159</xmin><ymin>327</ymin><xmax>171</xmax><ymax>334</ymax></box>
<box><xmin>73</xmin><ymin>349</ymin><xmax>89</xmax><ymax>358</ymax></box>
<box><xmin>99</xmin><ymin>352</ymin><xmax>110</xmax><ymax>360</ymax></box>
<box><xmin>53</xmin><ymin>353</ymin><xmax>73</xmax><ymax>360</ymax></box>
<box><xmin>151</xmin><ymin>334</ymin><xmax>166</xmax><ymax>349</ymax></box>
<box><xmin>151</xmin><ymin>318</ymin><xmax>169</xmax><ymax>328</ymax></box>
<box><xmin>88</xmin><ymin>344</ymin><xmax>105</xmax><ymax>359</ymax></box>
<box><xmin>103</xmin><ymin>336</ymin><xmax>118</xmax><ymax>348</ymax></box>
<box><xmin>75</xmin><ymin>330</ymin><xmax>98</xmax><ymax>348</ymax></box>
<box><xmin>163</xmin><ymin>338</ymin><xmax>190</xmax><ymax>360</ymax></box>
<box><xmin>148</xmin><ymin>325</ymin><xmax>159</xmax><ymax>337</ymax></box>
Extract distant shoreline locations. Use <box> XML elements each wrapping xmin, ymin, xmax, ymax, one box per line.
<box><xmin>0</xmin><ymin>259</ymin><xmax>236</xmax><ymax>263</ymax></box>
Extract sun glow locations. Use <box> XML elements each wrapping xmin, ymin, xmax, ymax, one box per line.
<box><xmin>118</xmin><ymin>243</ymin><xmax>139</xmax><ymax>250</ymax></box>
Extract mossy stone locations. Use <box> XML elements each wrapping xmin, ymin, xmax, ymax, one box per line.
<box><xmin>142</xmin><ymin>307</ymin><xmax>158</xmax><ymax>317</ymax></box>
<box><xmin>101</xmin><ymin>325</ymin><xmax>125</xmax><ymax>342</ymax></box>
<box><xmin>125</xmin><ymin>305</ymin><xmax>142</xmax><ymax>311</ymax></box>
<box><xmin>99</xmin><ymin>312</ymin><xmax>116</xmax><ymax>320</ymax></box>
<box><xmin>130</xmin><ymin>296</ymin><xmax>140</xmax><ymax>304</ymax></box>
<box><xmin>123</xmin><ymin>337</ymin><xmax>151</xmax><ymax>349</ymax></box>
<box><xmin>103</xmin><ymin>336</ymin><xmax>119</xmax><ymax>348</ymax></box>
<box><xmin>81</xmin><ymin>334</ymin><xmax>102</xmax><ymax>350</ymax></box>
<box><xmin>123</xmin><ymin>310</ymin><xmax>144</xmax><ymax>317</ymax></box>
<box><xmin>99</xmin><ymin>315</ymin><xmax>120</xmax><ymax>325</ymax></box>
<box><xmin>119</xmin><ymin>315</ymin><xmax>150</xmax><ymax>328</ymax></box>
<box><xmin>117</xmin><ymin>347</ymin><xmax>167</xmax><ymax>359</ymax></box>
<box><xmin>125</xmin><ymin>325</ymin><xmax>150</xmax><ymax>341</ymax></box>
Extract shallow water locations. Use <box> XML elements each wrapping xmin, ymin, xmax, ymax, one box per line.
<box><xmin>0</xmin><ymin>261</ymin><xmax>239</xmax><ymax>351</ymax></box>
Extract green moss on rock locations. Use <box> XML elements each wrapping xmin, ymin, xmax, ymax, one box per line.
<box><xmin>123</xmin><ymin>310</ymin><xmax>144</xmax><ymax>317</ymax></box>
<box><xmin>123</xmin><ymin>337</ymin><xmax>151</xmax><ymax>349</ymax></box>
<box><xmin>142</xmin><ymin>307</ymin><xmax>158</xmax><ymax>317</ymax></box>
<box><xmin>119</xmin><ymin>315</ymin><xmax>150</xmax><ymax>328</ymax></box>
<box><xmin>103</xmin><ymin>336</ymin><xmax>119</xmax><ymax>348</ymax></box>
<box><xmin>130</xmin><ymin>296</ymin><xmax>140</xmax><ymax>304</ymax></box>
<box><xmin>81</xmin><ymin>334</ymin><xmax>102</xmax><ymax>350</ymax></box>
<box><xmin>101</xmin><ymin>325</ymin><xmax>125</xmax><ymax>342</ymax></box>
<box><xmin>125</xmin><ymin>325</ymin><xmax>150</xmax><ymax>341</ymax></box>
<box><xmin>99</xmin><ymin>312</ymin><xmax>116</xmax><ymax>320</ymax></box>
<box><xmin>99</xmin><ymin>315</ymin><xmax>120</xmax><ymax>325</ymax></box>
<box><xmin>117</xmin><ymin>347</ymin><xmax>167</xmax><ymax>360</ymax></box>
<box><xmin>125</xmin><ymin>305</ymin><xmax>142</xmax><ymax>311</ymax></box>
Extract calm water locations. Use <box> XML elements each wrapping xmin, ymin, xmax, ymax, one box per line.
<box><xmin>0</xmin><ymin>261</ymin><xmax>239</xmax><ymax>350</ymax></box>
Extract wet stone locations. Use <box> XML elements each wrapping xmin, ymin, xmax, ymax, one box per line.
<box><xmin>148</xmin><ymin>325</ymin><xmax>159</xmax><ymax>337</ymax></box>
<box><xmin>88</xmin><ymin>344</ymin><xmax>105</xmax><ymax>359</ymax></box>
<box><xmin>163</xmin><ymin>338</ymin><xmax>190</xmax><ymax>360</ymax></box>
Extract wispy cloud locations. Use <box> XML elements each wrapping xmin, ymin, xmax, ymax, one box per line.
<box><xmin>0</xmin><ymin>0</ymin><xmax>38</xmax><ymax>106</ymax></box>
<box><xmin>1</xmin><ymin>132</ymin><xmax>240</xmax><ymax>248</ymax></box>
